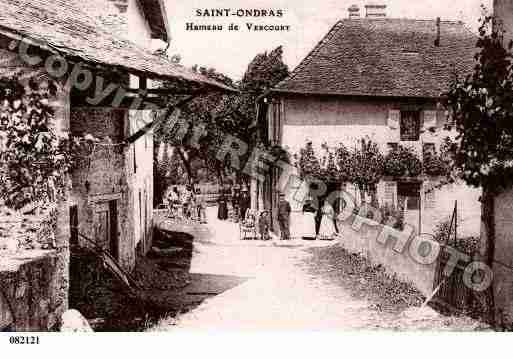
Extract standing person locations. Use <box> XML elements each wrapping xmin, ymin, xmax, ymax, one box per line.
<box><xmin>183</xmin><ymin>185</ymin><xmax>193</xmax><ymax>219</ymax></box>
<box><xmin>197</xmin><ymin>189</ymin><xmax>207</xmax><ymax>224</ymax></box>
<box><xmin>239</xmin><ymin>186</ymin><xmax>250</xmax><ymax>221</ymax></box>
<box><xmin>258</xmin><ymin>210</ymin><xmax>271</xmax><ymax>241</ymax></box>
<box><xmin>231</xmin><ymin>184</ymin><xmax>241</xmax><ymax>222</ymax></box>
<box><xmin>217</xmin><ymin>193</ymin><xmax>228</xmax><ymax>220</ymax></box>
<box><xmin>301</xmin><ymin>198</ymin><xmax>317</xmax><ymax>240</ymax></box>
<box><xmin>278</xmin><ymin>193</ymin><xmax>291</xmax><ymax>241</ymax></box>
<box><xmin>167</xmin><ymin>187</ymin><xmax>179</xmax><ymax>218</ymax></box>
<box><xmin>318</xmin><ymin>199</ymin><xmax>337</xmax><ymax>240</ymax></box>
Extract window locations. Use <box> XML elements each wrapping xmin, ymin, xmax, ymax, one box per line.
<box><xmin>400</xmin><ymin>110</ymin><xmax>421</xmax><ymax>141</ymax></box>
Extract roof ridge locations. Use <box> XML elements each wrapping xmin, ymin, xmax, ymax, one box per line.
<box><xmin>339</xmin><ymin>17</ymin><xmax>465</xmax><ymax>24</ymax></box>
<box><xmin>276</xmin><ymin>20</ymin><xmax>343</xmax><ymax>88</ymax></box>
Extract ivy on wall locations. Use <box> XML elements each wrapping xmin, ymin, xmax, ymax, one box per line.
<box><xmin>0</xmin><ymin>75</ymin><xmax>102</xmax><ymax>210</ymax></box>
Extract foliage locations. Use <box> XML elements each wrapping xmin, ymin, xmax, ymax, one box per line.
<box><xmin>423</xmin><ymin>148</ymin><xmax>448</xmax><ymax>177</ymax></box>
<box><xmin>433</xmin><ymin>219</ymin><xmax>479</xmax><ymax>255</ymax></box>
<box><xmin>241</xmin><ymin>46</ymin><xmax>289</xmax><ymax>94</ymax></box>
<box><xmin>156</xmin><ymin>46</ymin><xmax>289</xmax><ymax>186</ymax></box>
<box><xmin>320</xmin><ymin>144</ymin><xmax>339</xmax><ymax>183</ymax></box>
<box><xmin>0</xmin><ymin>76</ymin><xmax>70</xmax><ymax>209</ymax></box>
<box><xmin>334</xmin><ymin>142</ymin><xmax>352</xmax><ymax>183</ymax></box>
<box><xmin>296</xmin><ymin>141</ymin><xmax>321</xmax><ymax>179</ymax></box>
<box><xmin>445</xmin><ymin>15</ymin><xmax>513</xmax><ymax>189</ymax></box>
<box><xmin>349</xmin><ymin>138</ymin><xmax>384</xmax><ymax>192</ymax></box>
<box><xmin>384</xmin><ymin>145</ymin><xmax>422</xmax><ymax>178</ymax></box>
<box><xmin>0</xmin><ymin>75</ymin><xmax>102</xmax><ymax>210</ymax></box>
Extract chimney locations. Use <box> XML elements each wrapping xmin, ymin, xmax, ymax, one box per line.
<box><xmin>365</xmin><ymin>3</ymin><xmax>387</xmax><ymax>19</ymax></box>
<box><xmin>348</xmin><ymin>4</ymin><xmax>360</xmax><ymax>19</ymax></box>
<box><xmin>108</xmin><ymin>0</ymin><xmax>128</xmax><ymax>13</ymax></box>
<box><xmin>434</xmin><ymin>17</ymin><xmax>441</xmax><ymax>46</ymax></box>
<box><xmin>90</xmin><ymin>0</ymin><xmax>128</xmax><ymax>38</ymax></box>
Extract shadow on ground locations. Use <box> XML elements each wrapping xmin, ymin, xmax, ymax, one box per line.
<box><xmin>70</xmin><ymin>226</ymin><xmax>249</xmax><ymax>332</ymax></box>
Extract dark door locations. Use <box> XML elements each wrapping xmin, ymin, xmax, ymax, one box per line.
<box><xmin>109</xmin><ymin>200</ymin><xmax>118</xmax><ymax>260</ymax></box>
<box><xmin>70</xmin><ymin>205</ymin><xmax>78</xmax><ymax>246</ymax></box>
<box><xmin>94</xmin><ymin>201</ymin><xmax>118</xmax><ymax>260</ymax></box>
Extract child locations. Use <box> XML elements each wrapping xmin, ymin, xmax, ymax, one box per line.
<box><xmin>258</xmin><ymin>211</ymin><xmax>271</xmax><ymax>241</ymax></box>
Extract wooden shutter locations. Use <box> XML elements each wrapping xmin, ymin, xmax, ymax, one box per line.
<box><xmin>388</xmin><ymin>109</ymin><xmax>400</xmax><ymax>129</ymax></box>
<box><xmin>423</xmin><ymin>110</ymin><xmax>437</xmax><ymax>130</ymax></box>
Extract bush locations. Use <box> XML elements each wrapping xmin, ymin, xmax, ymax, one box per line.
<box><xmin>433</xmin><ymin>220</ymin><xmax>479</xmax><ymax>255</ymax></box>
<box><xmin>423</xmin><ymin>151</ymin><xmax>449</xmax><ymax>177</ymax></box>
<box><xmin>384</xmin><ymin>145</ymin><xmax>422</xmax><ymax>178</ymax></box>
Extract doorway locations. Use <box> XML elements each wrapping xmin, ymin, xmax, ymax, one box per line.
<box><xmin>94</xmin><ymin>200</ymin><xmax>119</xmax><ymax>259</ymax></box>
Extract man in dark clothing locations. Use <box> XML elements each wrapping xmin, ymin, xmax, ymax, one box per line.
<box><xmin>277</xmin><ymin>193</ymin><xmax>291</xmax><ymax>240</ymax></box>
<box><xmin>239</xmin><ymin>188</ymin><xmax>251</xmax><ymax>221</ymax></box>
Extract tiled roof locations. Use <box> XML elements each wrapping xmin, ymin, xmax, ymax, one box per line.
<box><xmin>0</xmin><ymin>0</ymin><xmax>233</xmax><ymax>92</ymax></box>
<box><xmin>274</xmin><ymin>18</ymin><xmax>477</xmax><ymax>98</ymax></box>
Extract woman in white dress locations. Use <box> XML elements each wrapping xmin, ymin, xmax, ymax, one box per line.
<box><xmin>318</xmin><ymin>200</ymin><xmax>336</xmax><ymax>240</ymax></box>
<box><xmin>301</xmin><ymin>199</ymin><xmax>317</xmax><ymax>240</ymax></box>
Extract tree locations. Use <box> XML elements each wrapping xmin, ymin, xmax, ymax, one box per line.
<box><xmin>384</xmin><ymin>145</ymin><xmax>422</xmax><ymax>178</ymax></box>
<box><xmin>445</xmin><ymin>14</ymin><xmax>513</xmax><ymax>323</ymax></box>
<box><xmin>155</xmin><ymin>64</ymin><xmax>237</xmax><ymax>186</ymax></box>
<box><xmin>334</xmin><ymin>142</ymin><xmax>352</xmax><ymax>184</ymax></box>
<box><xmin>349</xmin><ymin>138</ymin><xmax>384</xmax><ymax>206</ymax></box>
<box><xmin>296</xmin><ymin>141</ymin><xmax>321</xmax><ymax>179</ymax></box>
<box><xmin>156</xmin><ymin>47</ymin><xmax>289</xmax><ymax>189</ymax></box>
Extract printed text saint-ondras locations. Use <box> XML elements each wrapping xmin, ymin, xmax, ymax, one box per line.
<box><xmin>195</xmin><ymin>9</ymin><xmax>285</xmax><ymax>18</ymax></box>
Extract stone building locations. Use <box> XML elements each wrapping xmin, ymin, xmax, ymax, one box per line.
<box><xmin>491</xmin><ymin>0</ymin><xmax>513</xmax><ymax>328</ymax></box>
<box><xmin>0</xmin><ymin>0</ymin><xmax>231</xmax><ymax>330</ymax></box>
<box><xmin>256</xmin><ymin>4</ymin><xmax>481</xmax><ymax>237</ymax></box>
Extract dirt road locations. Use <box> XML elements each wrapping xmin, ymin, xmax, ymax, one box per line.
<box><xmin>148</xmin><ymin>207</ymin><xmax>487</xmax><ymax>331</ymax></box>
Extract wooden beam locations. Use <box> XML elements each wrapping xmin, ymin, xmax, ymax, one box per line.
<box><xmin>125</xmin><ymin>93</ymin><xmax>200</xmax><ymax>144</ymax></box>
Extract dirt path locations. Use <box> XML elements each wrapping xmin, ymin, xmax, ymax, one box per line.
<box><xmin>147</xmin><ymin>207</ymin><xmax>487</xmax><ymax>331</ymax></box>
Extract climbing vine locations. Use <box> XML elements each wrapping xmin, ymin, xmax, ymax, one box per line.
<box><xmin>0</xmin><ymin>74</ymin><xmax>100</xmax><ymax>210</ymax></box>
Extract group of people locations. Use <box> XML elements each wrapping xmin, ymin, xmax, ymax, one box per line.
<box><xmin>217</xmin><ymin>184</ymin><xmax>251</xmax><ymax>223</ymax></box>
<box><xmin>166</xmin><ymin>185</ymin><xmax>207</xmax><ymax>224</ymax></box>
<box><xmin>278</xmin><ymin>194</ymin><xmax>338</xmax><ymax>241</ymax></box>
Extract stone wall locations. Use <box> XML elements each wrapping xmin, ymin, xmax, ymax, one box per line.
<box><xmin>70</xmin><ymin>107</ymin><xmax>136</xmax><ymax>272</ymax></box>
<box><xmin>0</xmin><ymin>203</ymin><xmax>70</xmax><ymax>331</ymax></box>
<box><xmin>492</xmin><ymin>188</ymin><xmax>513</xmax><ymax>327</ymax></box>
<box><xmin>337</xmin><ymin>218</ymin><xmax>436</xmax><ymax>297</ymax></box>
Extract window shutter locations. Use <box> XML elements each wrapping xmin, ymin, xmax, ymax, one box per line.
<box><xmin>387</xmin><ymin>110</ymin><xmax>400</xmax><ymax>129</ymax></box>
<box><xmin>423</xmin><ymin>110</ymin><xmax>437</xmax><ymax>130</ymax></box>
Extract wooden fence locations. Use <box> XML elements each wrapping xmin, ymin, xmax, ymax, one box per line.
<box><xmin>431</xmin><ymin>201</ymin><xmax>478</xmax><ymax>314</ymax></box>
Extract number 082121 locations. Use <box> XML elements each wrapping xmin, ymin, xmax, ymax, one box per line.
<box><xmin>8</xmin><ymin>336</ymin><xmax>40</xmax><ymax>344</ymax></box>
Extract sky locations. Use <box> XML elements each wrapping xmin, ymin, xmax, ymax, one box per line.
<box><xmin>164</xmin><ymin>0</ymin><xmax>493</xmax><ymax>80</ymax></box>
